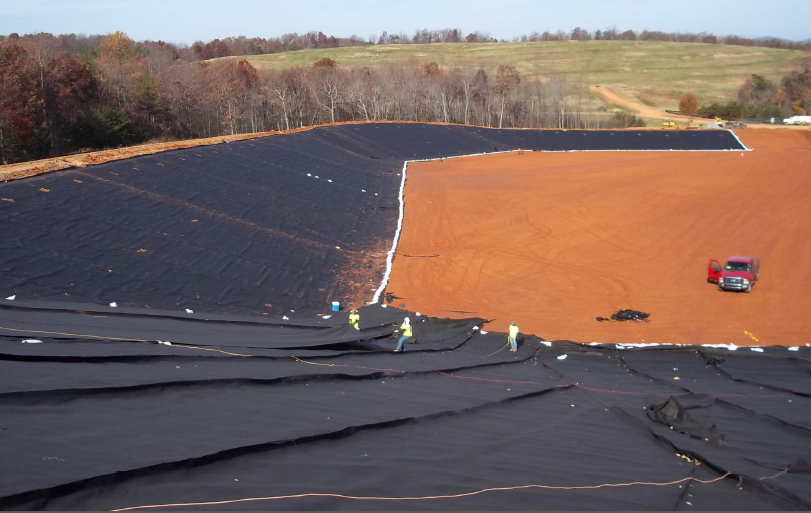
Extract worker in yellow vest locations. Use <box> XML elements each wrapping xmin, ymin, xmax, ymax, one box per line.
<box><xmin>508</xmin><ymin>321</ymin><xmax>519</xmax><ymax>352</ymax></box>
<box><xmin>349</xmin><ymin>309</ymin><xmax>360</xmax><ymax>330</ymax></box>
<box><xmin>394</xmin><ymin>316</ymin><xmax>412</xmax><ymax>352</ymax></box>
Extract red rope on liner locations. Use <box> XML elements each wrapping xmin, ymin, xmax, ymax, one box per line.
<box><xmin>111</xmin><ymin>472</ymin><xmax>733</xmax><ymax>510</ymax></box>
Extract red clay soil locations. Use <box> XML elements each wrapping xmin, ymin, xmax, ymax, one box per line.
<box><xmin>387</xmin><ymin>129</ymin><xmax>811</xmax><ymax>346</ymax></box>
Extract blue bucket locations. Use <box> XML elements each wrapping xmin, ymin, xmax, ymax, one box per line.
<box><xmin>331</xmin><ymin>301</ymin><xmax>340</xmax><ymax>312</ymax></box>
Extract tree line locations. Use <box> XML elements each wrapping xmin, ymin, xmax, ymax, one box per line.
<box><xmin>676</xmin><ymin>67</ymin><xmax>811</xmax><ymax>120</ymax></box>
<box><xmin>2</xmin><ymin>29</ymin><xmax>810</xmax><ymax>164</ymax></box>
<box><xmin>0</xmin><ymin>31</ymin><xmax>627</xmax><ymax>164</ymax></box>
<box><xmin>514</xmin><ymin>27</ymin><xmax>810</xmax><ymax>51</ymax></box>
<box><xmin>2</xmin><ymin>25</ymin><xmax>807</xmax><ymax>63</ymax></box>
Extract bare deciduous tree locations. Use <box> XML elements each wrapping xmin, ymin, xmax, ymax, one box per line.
<box><xmin>495</xmin><ymin>65</ymin><xmax>520</xmax><ymax>128</ymax></box>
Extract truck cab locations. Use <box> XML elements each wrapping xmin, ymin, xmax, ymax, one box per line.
<box><xmin>708</xmin><ymin>256</ymin><xmax>760</xmax><ymax>293</ymax></box>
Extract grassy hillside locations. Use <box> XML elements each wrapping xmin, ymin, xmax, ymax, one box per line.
<box><xmin>222</xmin><ymin>40</ymin><xmax>805</xmax><ymax>108</ymax></box>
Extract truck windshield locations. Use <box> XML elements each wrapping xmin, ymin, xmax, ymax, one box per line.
<box><xmin>724</xmin><ymin>262</ymin><xmax>750</xmax><ymax>271</ymax></box>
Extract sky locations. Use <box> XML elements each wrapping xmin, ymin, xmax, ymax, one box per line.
<box><xmin>2</xmin><ymin>0</ymin><xmax>809</xmax><ymax>44</ymax></box>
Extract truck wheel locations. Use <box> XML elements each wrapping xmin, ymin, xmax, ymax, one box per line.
<box><xmin>718</xmin><ymin>285</ymin><xmax>723</xmax><ymax>291</ymax></box>
<box><xmin>745</xmin><ymin>283</ymin><xmax>753</xmax><ymax>293</ymax></box>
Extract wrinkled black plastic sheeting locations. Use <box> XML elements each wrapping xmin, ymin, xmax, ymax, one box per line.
<box><xmin>0</xmin><ymin>132</ymin><xmax>401</xmax><ymax>317</ymax></box>
<box><xmin>0</xmin><ymin>312</ymin><xmax>558</xmax><ymax>507</ymax></box>
<box><xmin>5</xmin><ymin>388</ymin><xmax>707</xmax><ymax>511</ymax></box>
<box><xmin>706</xmin><ymin>354</ymin><xmax>811</xmax><ymax>395</ymax></box>
<box><xmin>647</xmin><ymin>396</ymin><xmax>727</xmax><ymax>446</ymax></box>
<box><xmin>0</xmin><ymin>302</ymin><xmax>479</xmax><ymax>354</ymax></box>
<box><xmin>0</xmin><ymin>311</ymin><xmax>808</xmax><ymax>510</ymax></box>
<box><xmin>0</xmin><ymin>125</ymin><xmax>747</xmax><ymax>317</ymax></box>
<box><xmin>335</xmin><ymin>124</ymin><xmax>746</xmax><ymax>158</ymax></box>
<box><xmin>535</xmin><ymin>347</ymin><xmax>811</xmax><ymax>509</ymax></box>
<box><xmin>605</xmin><ymin>348</ymin><xmax>811</xmax><ymax>506</ymax></box>
<box><xmin>618</xmin><ymin>350</ymin><xmax>811</xmax><ymax>430</ymax></box>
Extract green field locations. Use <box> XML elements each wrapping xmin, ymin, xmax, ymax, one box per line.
<box><xmin>220</xmin><ymin>40</ymin><xmax>805</xmax><ymax>108</ymax></box>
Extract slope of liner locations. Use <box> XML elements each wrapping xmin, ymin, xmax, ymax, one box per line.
<box><xmin>0</xmin><ymin>124</ymin><xmax>747</xmax><ymax>317</ymax></box>
<box><xmin>0</xmin><ymin>303</ymin><xmax>808</xmax><ymax>510</ymax></box>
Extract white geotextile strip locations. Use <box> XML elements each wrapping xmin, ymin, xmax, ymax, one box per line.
<box><xmin>369</xmin><ymin>133</ymin><xmax>750</xmax><ymax>304</ymax></box>
<box><xmin>727</xmin><ymin>129</ymin><xmax>753</xmax><ymax>151</ymax></box>
<box><xmin>370</xmin><ymin>150</ymin><xmax>516</xmax><ymax>305</ymax></box>
<box><xmin>370</xmin><ymin>160</ymin><xmax>410</xmax><ymax>305</ymax></box>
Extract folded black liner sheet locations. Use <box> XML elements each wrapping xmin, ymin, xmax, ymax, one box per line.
<box><xmin>0</xmin><ymin>300</ymin><xmax>808</xmax><ymax>511</ymax></box>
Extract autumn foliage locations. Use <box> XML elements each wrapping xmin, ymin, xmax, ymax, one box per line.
<box><xmin>312</xmin><ymin>57</ymin><xmax>336</xmax><ymax>70</ymax></box>
<box><xmin>0</xmin><ymin>32</ymin><xmax>618</xmax><ymax>164</ymax></box>
<box><xmin>679</xmin><ymin>93</ymin><xmax>698</xmax><ymax>116</ymax></box>
<box><xmin>2</xmin><ymin>29</ymin><xmax>811</xmax><ymax>164</ymax></box>
<box><xmin>698</xmin><ymin>70</ymin><xmax>811</xmax><ymax>120</ymax></box>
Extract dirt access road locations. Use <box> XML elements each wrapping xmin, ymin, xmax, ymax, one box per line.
<box><xmin>590</xmin><ymin>85</ymin><xmax>716</xmax><ymax>123</ymax></box>
<box><xmin>591</xmin><ymin>85</ymin><xmax>810</xmax><ymax>130</ymax></box>
<box><xmin>386</xmin><ymin>130</ymin><xmax>811</xmax><ymax>346</ymax></box>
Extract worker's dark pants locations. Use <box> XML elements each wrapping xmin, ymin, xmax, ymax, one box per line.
<box><xmin>396</xmin><ymin>336</ymin><xmax>409</xmax><ymax>351</ymax></box>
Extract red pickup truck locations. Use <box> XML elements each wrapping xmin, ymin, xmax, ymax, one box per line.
<box><xmin>707</xmin><ymin>256</ymin><xmax>760</xmax><ymax>293</ymax></box>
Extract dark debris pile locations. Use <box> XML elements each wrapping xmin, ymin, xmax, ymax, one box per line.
<box><xmin>596</xmin><ymin>309</ymin><xmax>651</xmax><ymax>323</ymax></box>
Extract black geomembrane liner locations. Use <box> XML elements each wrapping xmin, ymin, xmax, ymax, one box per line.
<box><xmin>0</xmin><ymin>124</ymin><xmax>746</xmax><ymax>316</ymax></box>
<box><xmin>0</xmin><ymin>301</ymin><xmax>808</xmax><ymax>511</ymax></box>
<box><xmin>3</xmin><ymin>124</ymin><xmax>787</xmax><ymax>511</ymax></box>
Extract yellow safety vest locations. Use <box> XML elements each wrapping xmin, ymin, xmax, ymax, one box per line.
<box><xmin>509</xmin><ymin>325</ymin><xmax>519</xmax><ymax>338</ymax></box>
<box><xmin>349</xmin><ymin>313</ymin><xmax>359</xmax><ymax>328</ymax></box>
<box><xmin>400</xmin><ymin>323</ymin><xmax>413</xmax><ymax>337</ymax></box>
